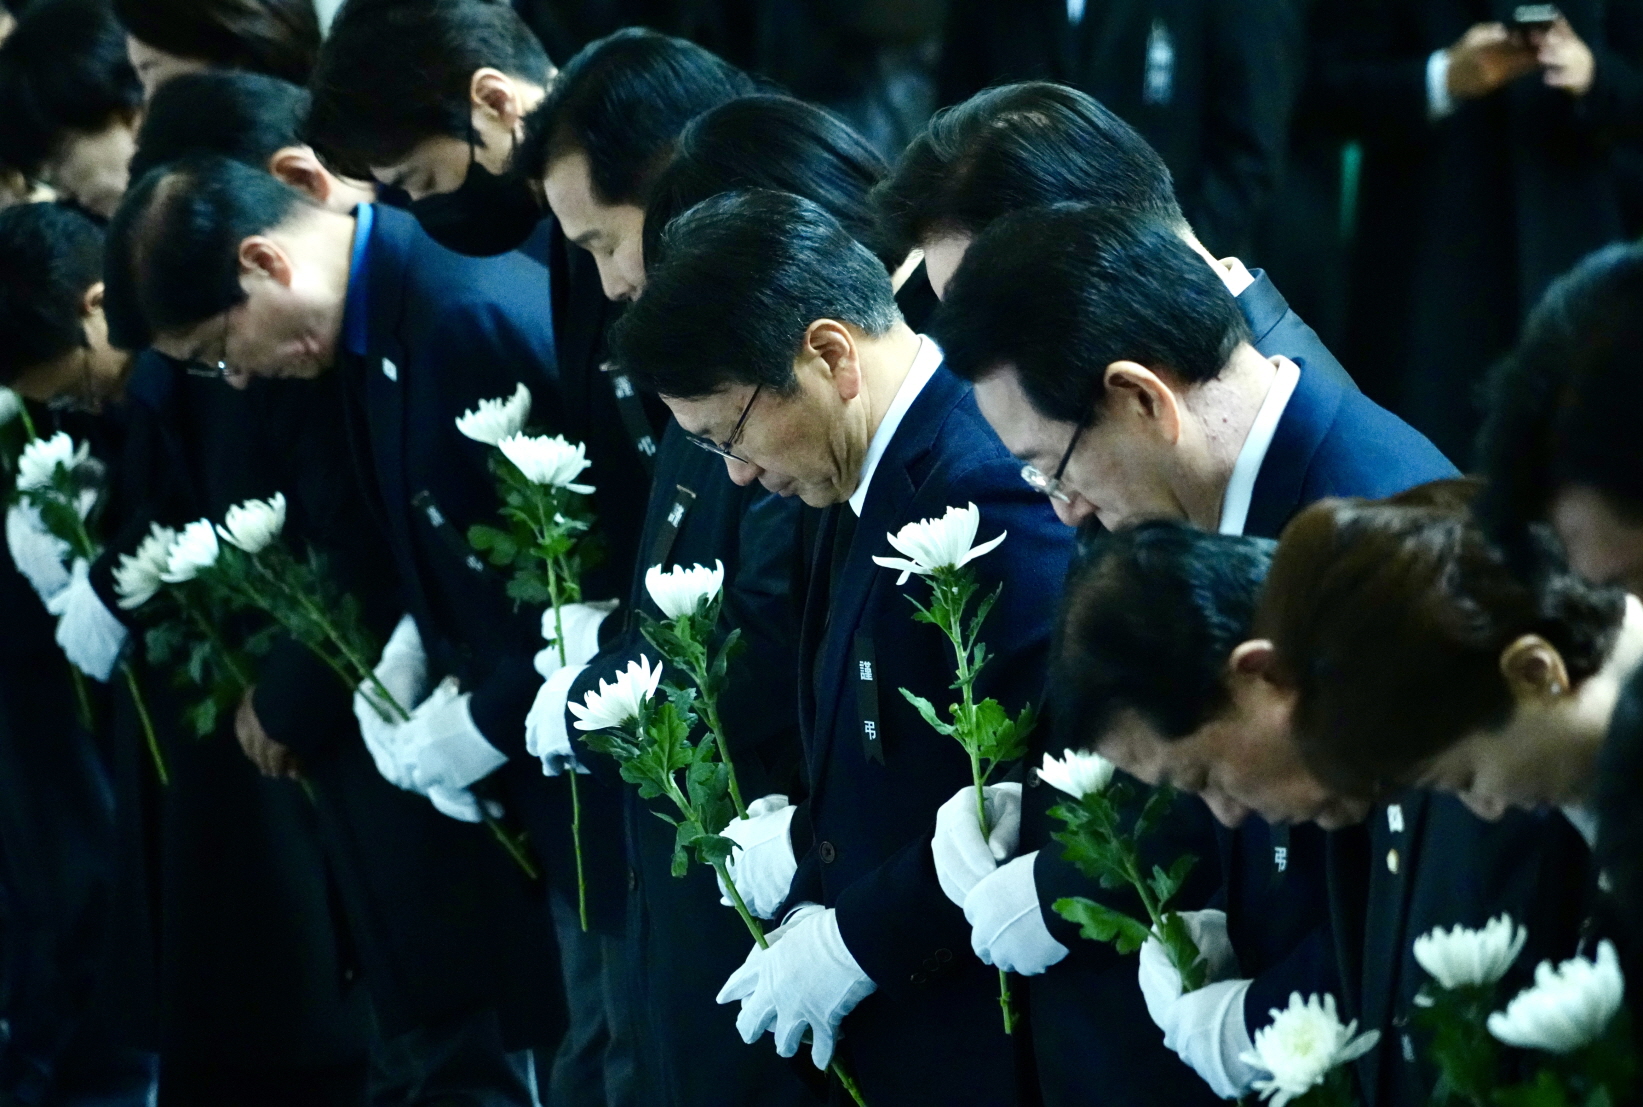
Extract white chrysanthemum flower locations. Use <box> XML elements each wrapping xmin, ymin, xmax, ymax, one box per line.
<box><xmin>161</xmin><ymin>519</ymin><xmax>221</xmax><ymax>583</ymax></box>
<box><xmin>569</xmin><ymin>655</ymin><xmax>663</xmax><ymax>733</ymax></box>
<box><xmin>645</xmin><ymin>560</ymin><xmax>725</xmax><ymax>620</ymax></box>
<box><xmin>454</xmin><ymin>383</ymin><xmax>532</xmax><ymax>445</ymax></box>
<box><xmin>1414</xmin><ymin>915</ymin><xmax>1528</xmax><ymax>992</ymax></box>
<box><xmin>1487</xmin><ymin>940</ymin><xmax>1625</xmax><ymax>1054</ymax></box>
<box><xmin>216</xmin><ymin>492</ymin><xmax>286</xmax><ymax>554</ymax></box>
<box><xmin>872</xmin><ymin>502</ymin><xmax>1006</xmax><ymax>585</ymax></box>
<box><xmin>17</xmin><ymin>431</ymin><xmax>89</xmax><ymax>493</ymax></box>
<box><xmin>1037</xmin><ymin>749</ymin><xmax>1116</xmax><ymax>799</ymax></box>
<box><xmin>0</xmin><ymin>387</ymin><xmax>22</xmax><ymax>427</ymax></box>
<box><xmin>498</xmin><ymin>433</ymin><xmax>595</xmax><ymax>493</ymax></box>
<box><xmin>1241</xmin><ymin>992</ymin><xmax>1380</xmax><ymax>1107</ymax></box>
<box><xmin>114</xmin><ymin>523</ymin><xmax>177</xmax><ymax>610</ymax></box>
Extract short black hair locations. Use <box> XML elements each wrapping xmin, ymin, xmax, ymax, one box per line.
<box><xmin>105</xmin><ymin>154</ymin><xmax>312</xmax><ymax>346</ymax></box>
<box><xmin>934</xmin><ymin>204</ymin><xmax>1249</xmax><ymax>425</ymax></box>
<box><xmin>114</xmin><ymin>0</ymin><xmax>319</xmax><ymax>86</ymax></box>
<box><xmin>0</xmin><ymin>0</ymin><xmax>141</xmax><ymax>178</ymax></box>
<box><xmin>1476</xmin><ymin>243</ymin><xmax>1643</xmax><ymax>555</ymax></box>
<box><xmin>130</xmin><ymin>70</ymin><xmax>307</xmax><ymax>182</ymax></box>
<box><xmin>305</xmin><ymin>0</ymin><xmax>551</xmax><ymax>180</ymax></box>
<box><xmin>611</xmin><ymin>189</ymin><xmax>901</xmax><ymax>399</ymax></box>
<box><xmin>0</xmin><ymin>202</ymin><xmax>104</xmax><ymax>383</ymax></box>
<box><xmin>1052</xmin><ymin>520</ymin><xmax>1276</xmax><ymax>750</ymax></box>
<box><xmin>873</xmin><ymin>82</ymin><xmax>1185</xmax><ymax>261</ymax></box>
<box><xmin>643</xmin><ymin>94</ymin><xmax>891</xmax><ymax>271</ymax></box>
<box><xmin>523</xmin><ymin>27</ymin><xmax>754</xmax><ymax>206</ymax></box>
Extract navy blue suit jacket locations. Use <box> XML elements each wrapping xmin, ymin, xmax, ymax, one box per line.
<box><xmin>786</xmin><ymin>362</ymin><xmax>1074</xmax><ymax>1104</ymax></box>
<box><xmin>338</xmin><ymin>206</ymin><xmax>621</xmax><ymax>905</ymax></box>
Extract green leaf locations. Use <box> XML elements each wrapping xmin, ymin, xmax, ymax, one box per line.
<box><xmin>1052</xmin><ymin>896</ymin><xmax>1153</xmax><ymax>953</ymax></box>
<box><xmin>900</xmin><ymin>688</ymin><xmax>956</xmax><ymax>737</ymax></box>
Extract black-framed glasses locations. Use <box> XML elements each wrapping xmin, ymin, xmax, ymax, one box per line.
<box><xmin>686</xmin><ymin>384</ymin><xmax>761</xmax><ymax>463</ymax></box>
<box><xmin>1020</xmin><ymin>421</ymin><xmax>1085</xmax><ymax>503</ymax></box>
<box><xmin>186</xmin><ymin>313</ymin><xmax>233</xmax><ymax>380</ymax></box>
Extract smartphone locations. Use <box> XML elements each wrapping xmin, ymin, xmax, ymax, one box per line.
<box><xmin>1510</xmin><ymin>4</ymin><xmax>1559</xmax><ymax>30</ymax></box>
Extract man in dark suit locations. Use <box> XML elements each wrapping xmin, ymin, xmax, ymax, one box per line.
<box><xmin>874</xmin><ymin>81</ymin><xmax>1356</xmax><ymax>393</ymax></box>
<box><xmin>933</xmin><ymin>203</ymin><xmax>1456</xmax><ymax>1103</ymax></box>
<box><xmin>1049</xmin><ymin>515</ymin><xmax>1597</xmax><ymax>1107</ymax></box>
<box><xmin>937</xmin><ymin>0</ymin><xmax>1302</xmax><ymax>257</ymax></box>
<box><xmin>1314</xmin><ymin>0</ymin><xmax>1643</xmax><ymax>463</ymax></box>
<box><xmin>103</xmin><ymin>154</ymin><xmax>625</xmax><ymax>1101</ymax></box>
<box><xmin>610</xmin><ymin>189</ymin><xmax>1073</xmax><ymax>1105</ymax></box>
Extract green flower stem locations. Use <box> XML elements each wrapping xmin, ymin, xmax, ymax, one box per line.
<box><xmin>546</xmin><ymin>565</ymin><xmax>590</xmax><ymax>933</ymax></box>
<box><xmin>483</xmin><ymin>813</ymin><xmax>540</xmax><ymax>880</ymax></box>
<box><xmin>1114</xmin><ymin>836</ymin><xmax>1201</xmax><ymax>991</ymax></box>
<box><xmin>930</xmin><ymin>570</ymin><xmax>1013</xmax><ymax>1034</ymax></box>
<box><xmin>183</xmin><ymin>599</ymin><xmax>251</xmax><ymax>692</ymax></box>
<box><xmin>17</xmin><ymin>403</ymin><xmax>36</xmax><ymax>441</ymax></box>
<box><xmin>121</xmin><ymin>662</ymin><xmax>167</xmax><ymax>786</ymax></box>
<box><xmin>67</xmin><ymin>664</ymin><xmax>93</xmax><ymax>731</ymax></box>
<box><xmin>691</xmin><ymin>677</ymin><xmax>747</xmax><ymax>819</ymax></box>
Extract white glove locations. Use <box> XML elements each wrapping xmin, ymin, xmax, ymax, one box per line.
<box><xmin>717</xmin><ymin>794</ymin><xmax>800</xmax><ymax>918</ymax></box>
<box><xmin>933</xmin><ymin>783</ymin><xmax>1022</xmax><ymax>907</ymax></box>
<box><xmin>1138</xmin><ymin>908</ymin><xmax>1260</xmax><ymax>1099</ymax></box>
<box><xmin>963</xmin><ymin>852</ymin><xmax>1069</xmax><ymax>976</ymax></box>
<box><xmin>534</xmin><ymin>600</ymin><xmax>618</xmax><ymax>679</ymax></box>
<box><xmin>6</xmin><ymin>503</ymin><xmax>72</xmax><ymax>605</ymax></box>
<box><xmin>525</xmin><ymin>661</ymin><xmax>589</xmax><ymax>776</ymax></box>
<box><xmin>51</xmin><ymin>560</ymin><xmax>128</xmax><ymax>681</ymax></box>
<box><xmin>401</xmin><ymin>684</ymin><xmax>508</xmax><ymax>793</ymax></box>
<box><xmin>715</xmin><ymin>904</ymin><xmax>877</xmax><ymax>1071</ymax></box>
<box><xmin>427</xmin><ymin>785</ymin><xmax>503</xmax><ymax>824</ymax></box>
<box><xmin>354</xmin><ymin>615</ymin><xmax>428</xmax><ymax>789</ymax></box>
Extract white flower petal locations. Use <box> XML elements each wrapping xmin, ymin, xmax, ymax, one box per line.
<box><xmin>569</xmin><ymin>655</ymin><xmax>663</xmax><ymax>732</ymax></box>
<box><xmin>160</xmin><ymin>519</ymin><xmax>220</xmax><ymax>583</ymax></box>
<box><xmin>114</xmin><ymin>522</ymin><xmax>177</xmax><ymax>609</ymax></box>
<box><xmin>455</xmin><ymin>383</ymin><xmax>532</xmax><ymax>445</ymax></box>
<box><xmin>1487</xmin><ymin>941</ymin><xmax>1624</xmax><ymax>1054</ymax></box>
<box><xmin>878</xmin><ymin>503</ymin><xmax>1005</xmax><ymax>581</ymax></box>
<box><xmin>498</xmin><ymin>433</ymin><xmax>594</xmax><ymax>490</ymax></box>
<box><xmin>1413</xmin><ymin>915</ymin><xmax>1527</xmax><ymax>991</ymax></box>
<box><xmin>1241</xmin><ymin>993</ymin><xmax>1379</xmax><ymax>1103</ymax></box>
<box><xmin>17</xmin><ymin>432</ymin><xmax>89</xmax><ymax>493</ymax></box>
<box><xmin>1037</xmin><ymin>749</ymin><xmax>1115</xmax><ymax>799</ymax></box>
<box><xmin>645</xmin><ymin>561</ymin><xmax>725</xmax><ymax>620</ymax></box>
<box><xmin>216</xmin><ymin>492</ymin><xmax>286</xmax><ymax>554</ymax></box>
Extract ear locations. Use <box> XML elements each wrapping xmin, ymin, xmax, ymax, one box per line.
<box><xmin>1227</xmin><ymin>639</ymin><xmax>1278</xmax><ymax>679</ymax></box>
<box><xmin>1499</xmin><ymin>635</ymin><xmax>1572</xmax><ymax>703</ymax></box>
<box><xmin>267</xmin><ymin>146</ymin><xmax>331</xmax><ymax>205</ymax></box>
<box><xmin>803</xmin><ymin>320</ymin><xmax>862</xmax><ymax>402</ymax></box>
<box><xmin>470</xmin><ymin>67</ymin><xmax>522</xmax><ymax>126</ymax></box>
<box><xmin>80</xmin><ymin>281</ymin><xmax>105</xmax><ymax>318</ymax></box>
<box><xmin>237</xmin><ymin>236</ymin><xmax>294</xmax><ymax>288</ymax></box>
<box><xmin>1103</xmin><ymin>361</ymin><xmax>1184</xmax><ymax>444</ymax></box>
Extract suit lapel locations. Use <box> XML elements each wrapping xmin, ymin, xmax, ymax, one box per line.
<box><xmin>1244</xmin><ymin>360</ymin><xmax>1348</xmax><ymax>539</ymax></box>
<box><xmin>1357</xmin><ymin>791</ymin><xmax>1429</xmax><ymax>1105</ymax></box>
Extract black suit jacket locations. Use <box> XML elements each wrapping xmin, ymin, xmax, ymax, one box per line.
<box><xmin>1317</xmin><ymin>0</ymin><xmax>1643</xmax><ymax>460</ymax></box>
<box><xmin>939</xmin><ymin>0</ymin><xmax>1303</xmax><ymax>255</ymax></box>
<box><xmin>780</xmin><ymin>362</ymin><xmax>1074</xmax><ymax>1105</ymax></box>
<box><xmin>567</xmin><ymin>422</ymin><xmax>819</xmax><ymax>1107</ymax></box>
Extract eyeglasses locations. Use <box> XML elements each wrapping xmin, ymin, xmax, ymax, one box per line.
<box><xmin>1020</xmin><ymin>422</ymin><xmax>1085</xmax><ymax>504</ymax></box>
<box><xmin>685</xmin><ymin>384</ymin><xmax>761</xmax><ymax>464</ymax></box>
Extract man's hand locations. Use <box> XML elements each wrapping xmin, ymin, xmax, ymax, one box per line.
<box><xmin>236</xmin><ymin>687</ymin><xmax>303</xmax><ymax>780</ymax></box>
<box><xmin>1446</xmin><ymin>23</ymin><xmax>1538</xmax><ymax>100</ymax></box>
<box><xmin>1535</xmin><ymin>17</ymin><xmax>1596</xmax><ymax>96</ymax></box>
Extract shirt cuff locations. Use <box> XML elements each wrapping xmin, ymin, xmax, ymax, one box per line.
<box><xmin>1427</xmin><ymin>49</ymin><xmax>1456</xmax><ymax>120</ymax></box>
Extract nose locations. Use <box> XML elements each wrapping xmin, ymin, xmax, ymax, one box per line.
<box><xmin>1460</xmin><ymin>791</ymin><xmax>1509</xmax><ymax>822</ymax></box>
<box><xmin>1052</xmin><ymin>493</ymin><xmax>1099</xmax><ymax>528</ymax></box>
<box><xmin>597</xmin><ymin>258</ymin><xmax>638</xmax><ymax>303</ymax></box>
<box><xmin>724</xmin><ymin>457</ymin><xmax>762</xmax><ymax>487</ymax></box>
<box><xmin>1203</xmin><ymin>790</ymin><xmax>1251</xmax><ymax>829</ymax></box>
<box><xmin>223</xmin><ymin>365</ymin><xmax>254</xmax><ymax>391</ymax></box>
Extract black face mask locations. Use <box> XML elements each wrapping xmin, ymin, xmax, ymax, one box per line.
<box><xmin>409</xmin><ymin>144</ymin><xmax>543</xmax><ymax>257</ymax></box>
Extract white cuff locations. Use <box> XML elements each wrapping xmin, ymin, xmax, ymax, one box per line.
<box><xmin>526</xmin><ymin>662</ymin><xmax>588</xmax><ymax>775</ymax></box>
<box><xmin>1427</xmin><ymin>49</ymin><xmax>1456</xmax><ymax>120</ymax></box>
<box><xmin>536</xmin><ymin>600</ymin><xmax>618</xmax><ymax>678</ymax></box>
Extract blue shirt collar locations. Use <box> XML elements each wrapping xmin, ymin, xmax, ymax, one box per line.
<box><xmin>341</xmin><ymin>202</ymin><xmax>375</xmax><ymax>358</ymax></box>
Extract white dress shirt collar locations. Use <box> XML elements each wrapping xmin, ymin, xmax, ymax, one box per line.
<box><xmin>848</xmin><ymin>335</ymin><xmax>943</xmax><ymax>516</ymax></box>
<box><xmin>1217</xmin><ymin>357</ymin><xmax>1301</xmax><ymax>536</ymax></box>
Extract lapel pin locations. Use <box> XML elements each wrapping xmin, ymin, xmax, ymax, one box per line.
<box><xmin>381</xmin><ymin>357</ymin><xmax>398</xmax><ymax>382</ymax></box>
<box><xmin>1387</xmin><ymin>803</ymin><xmax>1404</xmax><ymax>833</ymax></box>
